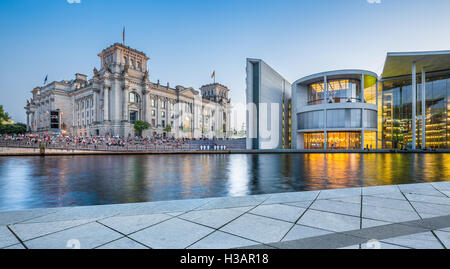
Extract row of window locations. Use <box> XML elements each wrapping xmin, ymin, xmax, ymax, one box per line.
<box><xmin>76</xmin><ymin>98</ymin><xmax>94</xmax><ymax>111</ymax></box>
<box><xmin>297</xmin><ymin>109</ymin><xmax>377</xmax><ymax>130</ymax></box>
<box><xmin>306</xmin><ymin>75</ymin><xmax>377</xmax><ymax>105</ymax></box>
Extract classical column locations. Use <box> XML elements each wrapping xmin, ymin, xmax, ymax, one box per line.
<box><xmin>103</xmin><ymin>85</ymin><xmax>110</xmax><ymax>122</ymax></box>
<box><xmin>412</xmin><ymin>62</ymin><xmax>416</xmax><ymax>150</ymax></box>
<box><xmin>114</xmin><ymin>80</ymin><xmax>121</xmax><ymax>122</ymax></box>
<box><xmin>122</xmin><ymin>85</ymin><xmax>129</xmax><ymax>121</ymax></box>
<box><xmin>93</xmin><ymin>89</ymin><xmax>99</xmax><ymax>122</ymax></box>
<box><xmin>421</xmin><ymin>68</ymin><xmax>426</xmax><ymax>149</ymax></box>
<box><xmin>142</xmin><ymin>89</ymin><xmax>148</xmax><ymax>122</ymax></box>
<box><xmin>156</xmin><ymin>97</ymin><xmax>159</xmax><ymax>128</ymax></box>
<box><xmin>26</xmin><ymin>112</ymin><xmax>30</xmax><ymax>132</ymax></box>
<box><xmin>166</xmin><ymin>98</ymin><xmax>169</xmax><ymax>129</ymax></box>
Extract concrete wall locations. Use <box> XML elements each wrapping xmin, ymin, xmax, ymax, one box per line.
<box><xmin>246</xmin><ymin>59</ymin><xmax>292</xmax><ymax>149</ymax></box>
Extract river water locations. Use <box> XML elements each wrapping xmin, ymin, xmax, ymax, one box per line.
<box><xmin>0</xmin><ymin>153</ymin><xmax>449</xmax><ymax>211</ymax></box>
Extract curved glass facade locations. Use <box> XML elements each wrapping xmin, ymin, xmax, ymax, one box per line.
<box><xmin>327</xmin><ymin>79</ymin><xmax>361</xmax><ymax>103</ymax></box>
<box><xmin>307</xmin><ymin>81</ymin><xmax>325</xmax><ymax>105</ymax></box>
<box><xmin>297</xmin><ymin>108</ymin><xmax>376</xmax><ymax>130</ymax></box>
<box><xmin>364</xmin><ymin>75</ymin><xmax>377</xmax><ymax>104</ymax></box>
<box><xmin>297</xmin><ymin>110</ymin><xmax>325</xmax><ymax>130</ymax></box>
<box><xmin>307</xmin><ymin>79</ymin><xmax>361</xmax><ymax>105</ymax></box>
<box><xmin>295</xmin><ymin>71</ymin><xmax>378</xmax><ymax>150</ymax></box>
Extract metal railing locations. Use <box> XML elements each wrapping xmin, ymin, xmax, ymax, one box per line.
<box><xmin>0</xmin><ymin>139</ymin><xmax>240</xmax><ymax>152</ymax></box>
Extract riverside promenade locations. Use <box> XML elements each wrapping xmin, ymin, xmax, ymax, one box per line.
<box><xmin>1</xmin><ymin>146</ymin><xmax>450</xmax><ymax>156</ymax></box>
<box><xmin>1</xmin><ymin>182</ymin><xmax>450</xmax><ymax>249</ymax></box>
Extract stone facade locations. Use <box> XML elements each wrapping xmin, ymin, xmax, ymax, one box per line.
<box><xmin>25</xmin><ymin>43</ymin><xmax>231</xmax><ymax>138</ymax></box>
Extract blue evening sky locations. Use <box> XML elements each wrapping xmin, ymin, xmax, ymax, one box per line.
<box><xmin>1</xmin><ymin>0</ymin><xmax>450</xmax><ymax>127</ymax></box>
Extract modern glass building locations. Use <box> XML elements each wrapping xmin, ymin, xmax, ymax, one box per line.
<box><xmin>291</xmin><ymin>70</ymin><xmax>378</xmax><ymax>150</ymax></box>
<box><xmin>379</xmin><ymin>51</ymin><xmax>450</xmax><ymax>149</ymax></box>
<box><xmin>245</xmin><ymin>50</ymin><xmax>450</xmax><ymax>150</ymax></box>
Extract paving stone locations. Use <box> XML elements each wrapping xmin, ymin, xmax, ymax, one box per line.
<box><xmin>398</xmin><ymin>183</ymin><xmax>446</xmax><ymax>197</ymax></box>
<box><xmin>22</xmin><ymin>203</ymin><xmax>140</xmax><ymax>223</ymax></box>
<box><xmin>438</xmin><ymin>227</ymin><xmax>450</xmax><ymax>233</ymax></box>
<box><xmin>0</xmin><ymin>208</ymin><xmax>58</xmax><ymax>225</ymax></box>
<box><xmin>404</xmin><ymin>193</ymin><xmax>450</xmax><ymax>206</ymax></box>
<box><xmin>269</xmin><ymin>232</ymin><xmax>363</xmax><ymax>249</ymax></box>
<box><xmin>3</xmin><ymin>244</ymin><xmax>25</xmax><ymax>249</ymax></box>
<box><xmin>362</xmin><ymin>205</ymin><xmax>421</xmax><ymax>223</ymax></box>
<box><xmin>430</xmin><ymin>181</ymin><xmax>450</xmax><ymax>191</ymax></box>
<box><xmin>339</xmin><ymin>245</ymin><xmax>360</xmax><ymax>249</ymax></box>
<box><xmin>119</xmin><ymin>199</ymin><xmax>210</xmax><ymax>216</ymax></box>
<box><xmin>317</xmin><ymin>188</ymin><xmax>361</xmax><ymax>200</ymax></box>
<box><xmin>283</xmin><ymin>201</ymin><xmax>314</xmax><ymax>209</ymax></box>
<box><xmin>400</xmin><ymin>215</ymin><xmax>450</xmax><ymax>230</ymax></box>
<box><xmin>309</xmin><ymin>199</ymin><xmax>361</xmax><ymax>217</ymax></box>
<box><xmin>361</xmin><ymin>218</ymin><xmax>391</xmax><ymax>229</ymax></box>
<box><xmin>433</xmin><ymin>230</ymin><xmax>450</xmax><ymax>248</ymax></box>
<box><xmin>381</xmin><ymin>231</ymin><xmax>444</xmax><ymax>249</ymax></box>
<box><xmin>220</xmin><ymin>214</ymin><xmax>293</xmax><ymax>244</ymax></box>
<box><xmin>262</xmin><ymin>191</ymin><xmax>319</xmax><ymax>204</ymax></box>
<box><xmin>410</xmin><ymin>201</ymin><xmax>450</xmax><ymax>218</ymax></box>
<box><xmin>98</xmin><ymin>214</ymin><xmax>172</xmax><ymax>235</ymax></box>
<box><xmin>237</xmin><ymin>244</ymin><xmax>277</xmax><ymax>249</ymax></box>
<box><xmin>179</xmin><ymin>207</ymin><xmax>251</xmax><ymax>229</ymax></box>
<box><xmin>10</xmin><ymin>219</ymin><xmax>96</xmax><ymax>241</ymax></box>
<box><xmin>362</xmin><ymin>185</ymin><xmax>401</xmax><ymax>195</ymax></box>
<box><xmin>282</xmin><ymin>225</ymin><xmax>332</xmax><ymax>241</ymax></box>
<box><xmin>24</xmin><ymin>222</ymin><xmax>122</xmax><ymax>249</ymax></box>
<box><xmin>188</xmin><ymin>231</ymin><xmax>257</xmax><ymax>249</ymax></box>
<box><xmin>327</xmin><ymin>196</ymin><xmax>362</xmax><ymax>204</ymax></box>
<box><xmin>360</xmin><ymin>241</ymin><xmax>409</xmax><ymax>249</ymax></box>
<box><xmin>96</xmin><ymin>237</ymin><xmax>148</xmax><ymax>249</ymax></box>
<box><xmin>0</xmin><ymin>226</ymin><xmax>20</xmax><ymax>248</ymax></box>
<box><xmin>129</xmin><ymin>218</ymin><xmax>214</xmax><ymax>249</ymax></box>
<box><xmin>250</xmin><ymin>204</ymin><xmax>306</xmax><ymax>223</ymax></box>
<box><xmin>366</xmin><ymin>192</ymin><xmax>407</xmax><ymax>201</ymax></box>
<box><xmin>196</xmin><ymin>195</ymin><xmax>268</xmax><ymax>210</ymax></box>
<box><xmin>165</xmin><ymin>212</ymin><xmax>185</xmax><ymax>217</ymax></box>
<box><xmin>297</xmin><ymin>209</ymin><xmax>360</xmax><ymax>232</ymax></box>
<box><xmin>346</xmin><ymin>223</ymin><xmax>427</xmax><ymax>241</ymax></box>
<box><xmin>363</xmin><ymin>196</ymin><xmax>415</xmax><ymax>211</ymax></box>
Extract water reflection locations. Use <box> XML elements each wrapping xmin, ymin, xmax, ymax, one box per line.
<box><xmin>0</xmin><ymin>153</ymin><xmax>449</xmax><ymax>211</ymax></box>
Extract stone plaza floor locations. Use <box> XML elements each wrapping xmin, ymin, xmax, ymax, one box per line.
<box><xmin>1</xmin><ymin>181</ymin><xmax>450</xmax><ymax>249</ymax></box>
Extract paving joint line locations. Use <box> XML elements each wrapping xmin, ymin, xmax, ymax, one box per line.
<box><xmin>6</xmin><ymin>225</ymin><xmax>28</xmax><ymax>249</ymax></box>
<box><xmin>429</xmin><ymin>183</ymin><xmax>450</xmax><ymax>198</ymax></box>
<box><xmin>93</xmin><ymin>221</ymin><xmax>153</xmax><ymax>249</ymax></box>
<box><xmin>400</xmin><ymin>189</ymin><xmax>424</xmax><ymax>221</ymax></box>
<box><xmin>279</xmin><ymin>191</ymin><xmax>321</xmax><ymax>242</ymax></box>
<box><xmin>184</xmin><ymin>194</ymin><xmax>273</xmax><ymax>249</ymax></box>
<box><xmin>9</xmin><ymin>218</ymin><xmax>101</xmax><ymax>244</ymax></box>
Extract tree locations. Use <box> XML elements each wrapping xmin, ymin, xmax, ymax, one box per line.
<box><xmin>0</xmin><ymin>105</ymin><xmax>10</xmax><ymax>125</ymax></box>
<box><xmin>134</xmin><ymin>120</ymin><xmax>150</xmax><ymax>136</ymax></box>
<box><xmin>0</xmin><ymin>123</ymin><xmax>26</xmax><ymax>135</ymax></box>
<box><xmin>163</xmin><ymin>125</ymin><xmax>172</xmax><ymax>133</ymax></box>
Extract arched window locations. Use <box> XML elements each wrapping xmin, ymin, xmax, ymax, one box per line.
<box><xmin>129</xmin><ymin>92</ymin><xmax>140</xmax><ymax>103</ymax></box>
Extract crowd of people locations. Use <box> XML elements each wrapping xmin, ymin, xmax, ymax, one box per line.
<box><xmin>0</xmin><ymin>133</ymin><xmax>229</xmax><ymax>150</ymax></box>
